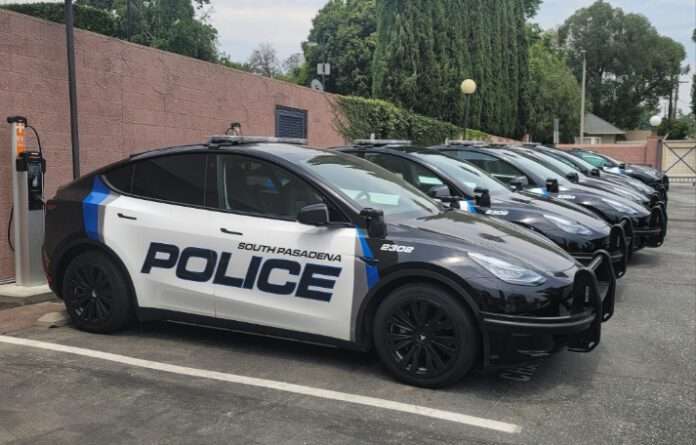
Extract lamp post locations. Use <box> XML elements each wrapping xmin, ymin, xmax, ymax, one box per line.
<box><xmin>460</xmin><ymin>79</ymin><xmax>477</xmax><ymax>139</ymax></box>
<box><xmin>64</xmin><ymin>0</ymin><xmax>80</xmax><ymax>179</ymax></box>
<box><xmin>579</xmin><ymin>50</ymin><xmax>587</xmax><ymax>145</ymax></box>
<box><xmin>649</xmin><ymin>115</ymin><xmax>663</xmax><ymax>136</ymax></box>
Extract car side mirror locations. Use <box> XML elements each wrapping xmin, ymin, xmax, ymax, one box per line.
<box><xmin>298</xmin><ymin>203</ymin><xmax>329</xmax><ymax>226</ymax></box>
<box><xmin>473</xmin><ymin>187</ymin><xmax>491</xmax><ymax>208</ymax></box>
<box><xmin>619</xmin><ymin>163</ymin><xmax>626</xmax><ymax>170</ymax></box>
<box><xmin>545</xmin><ymin>178</ymin><xmax>560</xmax><ymax>193</ymax></box>
<box><xmin>428</xmin><ymin>184</ymin><xmax>451</xmax><ymax>200</ymax></box>
<box><xmin>590</xmin><ymin>168</ymin><xmax>601</xmax><ymax>177</ymax></box>
<box><xmin>565</xmin><ymin>172</ymin><xmax>580</xmax><ymax>183</ymax></box>
<box><xmin>360</xmin><ymin>207</ymin><xmax>387</xmax><ymax>238</ymax></box>
<box><xmin>509</xmin><ymin>176</ymin><xmax>528</xmax><ymax>191</ymax></box>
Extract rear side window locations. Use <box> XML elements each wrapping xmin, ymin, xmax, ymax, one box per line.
<box><xmin>131</xmin><ymin>154</ymin><xmax>207</xmax><ymax>206</ymax></box>
<box><xmin>104</xmin><ymin>165</ymin><xmax>133</xmax><ymax>193</ymax></box>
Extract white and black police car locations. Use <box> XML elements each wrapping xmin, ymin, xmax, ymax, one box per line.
<box><xmin>44</xmin><ymin>136</ymin><xmax>616</xmax><ymax>388</ymax></box>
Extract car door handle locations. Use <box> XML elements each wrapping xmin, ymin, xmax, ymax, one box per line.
<box><xmin>117</xmin><ymin>213</ymin><xmax>137</xmax><ymax>221</ymax></box>
<box><xmin>220</xmin><ymin>228</ymin><xmax>243</xmax><ymax>236</ymax></box>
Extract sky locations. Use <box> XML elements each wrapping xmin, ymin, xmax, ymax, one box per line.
<box><xmin>208</xmin><ymin>0</ymin><xmax>695</xmax><ymax>114</ymax></box>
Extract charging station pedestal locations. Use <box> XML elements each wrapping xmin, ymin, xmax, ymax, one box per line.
<box><xmin>0</xmin><ymin>116</ymin><xmax>54</xmax><ymax>305</ymax></box>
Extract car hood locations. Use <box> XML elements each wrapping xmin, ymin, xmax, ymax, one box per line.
<box><xmin>388</xmin><ymin>210</ymin><xmax>577</xmax><ymax>273</ymax></box>
<box><xmin>577</xmin><ymin>176</ymin><xmax>650</xmax><ymax>205</ymax></box>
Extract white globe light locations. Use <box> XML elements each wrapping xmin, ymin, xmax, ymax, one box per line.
<box><xmin>461</xmin><ymin>79</ymin><xmax>477</xmax><ymax>95</ymax></box>
<box><xmin>649</xmin><ymin>115</ymin><xmax>663</xmax><ymax>127</ymax></box>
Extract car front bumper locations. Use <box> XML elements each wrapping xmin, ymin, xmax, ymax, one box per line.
<box><xmin>571</xmin><ymin>223</ymin><xmax>628</xmax><ymax>278</ymax></box>
<box><xmin>480</xmin><ymin>251</ymin><xmax>616</xmax><ymax>367</ymax></box>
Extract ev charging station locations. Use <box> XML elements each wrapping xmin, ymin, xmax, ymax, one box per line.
<box><xmin>6</xmin><ymin>116</ymin><xmax>46</xmax><ymax>288</ymax></box>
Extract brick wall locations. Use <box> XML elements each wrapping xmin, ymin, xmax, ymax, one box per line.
<box><xmin>0</xmin><ymin>10</ymin><xmax>347</xmax><ymax>280</ymax></box>
<box><xmin>557</xmin><ymin>138</ymin><xmax>660</xmax><ymax>168</ymax></box>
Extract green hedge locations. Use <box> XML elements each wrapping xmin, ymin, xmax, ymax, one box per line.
<box><xmin>335</xmin><ymin>96</ymin><xmax>488</xmax><ymax>146</ymax></box>
<box><xmin>1</xmin><ymin>3</ymin><xmax>118</xmax><ymax>36</ymax></box>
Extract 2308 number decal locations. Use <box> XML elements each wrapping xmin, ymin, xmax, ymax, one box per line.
<box><xmin>380</xmin><ymin>244</ymin><xmax>415</xmax><ymax>253</ymax></box>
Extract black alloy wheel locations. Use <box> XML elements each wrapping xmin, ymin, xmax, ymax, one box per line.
<box><xmin>373</xmin><ymin>284</ymin><xmax>479</xmax><ymax>388</ymax></box>
<box><xmin>62</xmin><ymin>251</ymin><xmax>133</xmax><ymax>333</ymax></box>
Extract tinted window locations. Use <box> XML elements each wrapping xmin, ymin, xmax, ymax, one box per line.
<box><xmin>448</xmin><ymin>151</ymin><xmax>527</xmax><ymax>184</ymax></box>
<box><xmin>410</xmin><ymin>151</ymin><xmax>511</xmax><ymax>195</ymax></box>
<box><xmin>364</xmin><ymin>153</ymin><xmax>449</xmax><ymax>195</ymax></box>
<box><xmin>104</xmin><ymin>164</ymin><xmax>133</xmax><ymax>193</ymax></box>
<box><xmin>132</xmin><ymin>154</ymin><xmax>207</xmax><ymax>206</ymax></box>
<box><xmin>578</xmin><ymin>153</ymin><xmax>611</xmax><ymax>168</ymax></box>
<box><xmin>216</xmin><ymin>155</ymin><xmax>326</xmax><ymax>220</ymax></box>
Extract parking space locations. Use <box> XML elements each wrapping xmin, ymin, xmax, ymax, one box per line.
<box><xmin>0</xmin><ymin>186</ymin><xmax>694</xmax><ymax>445</ymax></box>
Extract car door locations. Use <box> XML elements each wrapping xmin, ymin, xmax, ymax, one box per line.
<box><xmin>101</xmin><ymin>153</ymin><xmax>218</xmax><ymax>316</ymax></box>
<box><xmin>209</xmin><ymin>153</ymin><xmax>360</xmax><ymax>341</ymax></box>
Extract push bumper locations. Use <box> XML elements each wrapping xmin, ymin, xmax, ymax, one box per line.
<box><xmin>482</xmin><ymin>251</ymin><xmax>616</xmax><ymax>364</ymax></box>
<box><xmin>572</xmin><ymin>223</ymin><xmax>628</xmax><ymax>278</ymax></box>
<box><xmin>634</xmin><ymin>206</ymin><xmax>667</xmax><ymax>248</ymax></box>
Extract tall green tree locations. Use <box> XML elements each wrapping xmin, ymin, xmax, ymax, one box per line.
<box><xmin>77</xmin><ymin>0</ymin><xmax>218</xmax><ymax>62</ymax></box>
<box><xmin>302</xmin><ymin>0</ymin><xmax>377</xmax><ymax>96</ymax></box>
<box><xmin>558</xmin><ymin>0</ymin><xmax>685</xmax><ymax>130</ymax></box>
<box><xmin>372</xmin><ymin>0</ymin><xmax>529</xmax><ymax>138</ymax></box>
<box><xmin>527</xmin><ymin>39</ymin><xmax>581</xmax><ymax>143</ymax></box>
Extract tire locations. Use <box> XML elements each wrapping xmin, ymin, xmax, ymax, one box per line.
<box><xmin>373</xmin><ymin>284</ymin><xmax>479</xmax><ymax>388</ymax></box>
<box><xmin>62</xmin><ymin>250</ymin><xmax>133</xmax><ymax>333</ymax></box>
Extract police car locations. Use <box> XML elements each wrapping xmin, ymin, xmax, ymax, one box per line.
<box><xmin>432</xmin><ymin>143</ymin><xmax>667</xmax><ymax>252</ymax></box>
<box><xmin>337</xmin><ymin>141</ymin><xmax>629</xmax><ymax>277</ymax></box>
<box><xmin>44</xmin><ymin>136</ymin><xmax>616</xmax><ymax>388</ymax></box>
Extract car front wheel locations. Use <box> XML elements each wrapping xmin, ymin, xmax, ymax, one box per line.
<box><xmin>373</xmin><ymin>284</ymin><xmax>479</xmax><ymax>388</ymax></box>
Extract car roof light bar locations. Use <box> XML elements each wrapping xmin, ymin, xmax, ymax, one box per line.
<box><xmin>207</xmin><ymin>135</ymin><xmax>308</xmax><ymax>146</ymax></box>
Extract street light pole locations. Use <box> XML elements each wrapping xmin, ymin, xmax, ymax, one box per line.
<box><xmin>64</xmin><ymin>0</ymin><xmax>80</xmax><ymax>179</ymax></box>
<box><xmin>460</xmin><ymin>79</ymin><xmax>477</xmax><ymax>139</ymax></box>
<box><xmin>579</xmin><ymin>50</ymin><xmax>587</xmax><ymax>145</ymax></box>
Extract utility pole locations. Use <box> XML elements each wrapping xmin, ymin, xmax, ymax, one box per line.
<box><xmin>579</xmin><ymin>50</ymin><xmax>587</xmax><ymax>145</ymax></box>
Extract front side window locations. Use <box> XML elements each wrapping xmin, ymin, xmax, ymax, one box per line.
<box><xmin>579</xmin><ymin>153</ymin><xmax>613</xmax><ymax>168</ymax></box>
<box><xmin>449</xmin><ymin>151</ymin><xmax>528</xmax><ymax>185</ymax></box>
<box><xmin>215</xmin><ymin>155</ymin><xmax>326</xmax><ymax>220</ymax></box>
<box><xmin>364</xmin><ymin>153</ymin><xmax>449</xmax><ymax>195</ymax></box>
<box><xmin>131</xmin><ymin>154</ymin><xmax>207</xmax><ymax>206</ymax></box>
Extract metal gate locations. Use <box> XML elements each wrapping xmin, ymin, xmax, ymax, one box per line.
<box><xmin>661</xmin><ymin>139</ymin><xmax>696</xmax><ymax>184</ymax></box>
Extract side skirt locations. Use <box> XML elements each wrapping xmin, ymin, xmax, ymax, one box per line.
<box><xmin>136</xmin><ymin>308</ymin><xmax>369</xmax><ymax>352</ymax></box>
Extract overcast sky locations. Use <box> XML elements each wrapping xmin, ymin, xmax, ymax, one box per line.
<box><xmin>209</xmin><ymin>0</ymin><xmax>694</xmax><ymax>114</ymax></box>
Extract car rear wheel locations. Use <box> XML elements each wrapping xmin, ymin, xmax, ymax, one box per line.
<box><xmin>373</xmin><ymin>284</ymin><xmax>479</xmax><ymax>388</ymax></box>
<box><xmin>62</xmin><ymin>250</ymin><xmax>133</xmax><ymax>333</ymax></box>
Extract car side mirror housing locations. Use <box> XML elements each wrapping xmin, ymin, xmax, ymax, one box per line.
<box><xmin>545</xmin><ymin>178</ymin><xmax>560</xmax><ymax>193</ymax></box>
<box><xmin>565</xmin><ymin>172</ymin><xmax>580</xmax><ymax>183</ymax></box>
<box><xmin>509</xmin><ymin>176</ymin><xmax>528</xmax><ymax>191</ymax></box>
<box><xmin>590</xmin><ymin>168</ymin><xmax>601</xmax><ymax>177</ymax></box>
<box><xmin>298</xmin><ymin>203</ymin><xmax>330</xmax><ymax>226</ymax></box>
<box><xmin>619</xmin><ymin>163</ymin><xmax>627</xmax><ymax>169</ymax></box>
<box><xmin>428</xmin><ymin>185</ymin><xmax>451</xmax><ymax>200</ymax></box>
<box><xmin>360</xmin><ymin>207</ymin><xmax>387</xmax><ymax>238</ymax></box>
<box><xmin>473</xmin><ymin>187</ymin><xmax>491</xmax><ymax>208</ymax></box>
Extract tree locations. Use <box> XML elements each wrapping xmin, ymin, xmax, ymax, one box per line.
<box><xmin>248</xmin><ymin>43</ymin><xmax>281</xmax><ymax>78</ymax></box>
<box><xmin>302</xmin><ymin>0</ymin><xmax>377</xmax><ymax>96</ymax></box>
<box><xmin>527</xmin><ymin>39</ymin><xmax>581</xmax><ymax>143</ymax></box>
<box><xmin>372</xmin><ymin>0</ymin><xmax>529</xmax><ymax>138</ymax></box>
<box><xmin>558</xmin><ymin>0</ymin><xmax>685</xmax><ymax>130</ymax></box>
<box><xmin>74</xmin><ymin>0</ymin><xmax>219</xmax><ymax>62</ymax></box>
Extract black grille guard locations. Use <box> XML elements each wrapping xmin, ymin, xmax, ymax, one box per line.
<box><xmin>608</xmin><ymin>223</ymin><xmax>628</xmax><ymax>278</ymax></box>
<box><xmin>568</xmin><ymin>250</ymin><xmax>616</xmax><ymax>352</ymax></box>
<box><xmin>634</xmin><ymin>206</ymin><xmax>668</xmax><ymax>248</ymax></box>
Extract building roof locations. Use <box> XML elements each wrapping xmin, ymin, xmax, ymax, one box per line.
<box><xmin>584</xmin><ymin>113</ymin><xmax>625</xmax><ymax>135</ymax></box>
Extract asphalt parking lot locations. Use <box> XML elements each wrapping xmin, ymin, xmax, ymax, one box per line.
<box><xmin>0</xmin><ymin>185</ymin><xmax>694</xmax><ymax>445</ymax></box>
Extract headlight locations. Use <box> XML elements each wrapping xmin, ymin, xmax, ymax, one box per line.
<box><xmin>543</xmin><ymin>214</ymin><xmax>593</xmax><ymax>236</ymax></box>
<box><xmin>469</xmin><ymin>252</ymin><xmax>545</xmax><ymax>286</ymax></box>
<box><xmin>601</xmin><ymin>197</ymin><xmax>638</xmax><ymax>215</ymax></box>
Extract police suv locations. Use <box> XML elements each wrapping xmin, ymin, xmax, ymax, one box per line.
<box><xmin>44</xmin><ymin>137</ymin><xmax>616</xmax><ymax>388</ymax></box>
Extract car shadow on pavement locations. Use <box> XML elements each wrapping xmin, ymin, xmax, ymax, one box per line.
<box><xmin>107</xmin><ymin>318</ymin><xmax>601</xmax><ymax>401</ymax></box>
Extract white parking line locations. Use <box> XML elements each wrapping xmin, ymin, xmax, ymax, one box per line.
<box><xmin>0</xmin><ymin>334</ymin><xmax>521</xmax><ymax>434</ymax></box>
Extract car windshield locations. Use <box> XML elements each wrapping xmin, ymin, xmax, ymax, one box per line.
<box><xmin>500</xmin><ymin>151</ymin><xmax>569</xmax><ymax>185</ymax></box>
<box><xmin>551</xmin><ymin>150</ymin><xmax>597</xmax><ymax>172</ymax></box>
<box><xmin>520</xmin><ymin>151</ymin><xmax>580</xmax><ymax>177</ymax></box>
<box><xmin>410</xmin><ymin>151</ymin><xmax>510</xmax><ymax>196</ymax></box>
<box><xmin>298</xmin><ymin>151</ymin><xmax>441</xmax><ymax>217</ymax></box>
